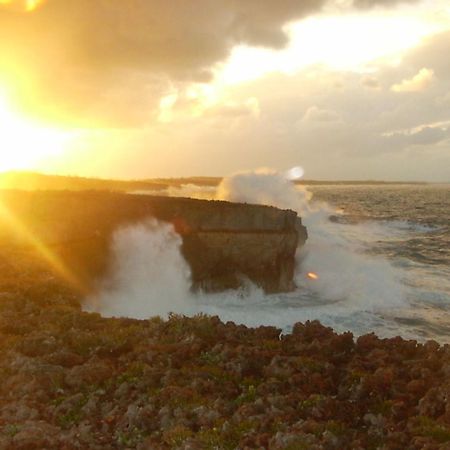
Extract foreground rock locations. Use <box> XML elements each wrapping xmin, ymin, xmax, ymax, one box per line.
<box><xmin>1</xmin><ymin>192</ymin><xmax>449</xmax><ymax>448</ymax></box>
<box><xmin>1</xmin><ymin>279</ymin><xmax>450</xmax><ymax>449</ymax></box>
<box><xmin>0</xmin><ymin>190</ymin><xmax>307</xmax><ymax>294</ymax></box>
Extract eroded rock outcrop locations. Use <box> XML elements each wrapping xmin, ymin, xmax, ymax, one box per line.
<box><xmin>0</xmin><ymin>191</ymin><xmax>307</xmax><ymax>293</ymax></box>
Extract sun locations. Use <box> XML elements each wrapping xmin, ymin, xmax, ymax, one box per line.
<box><xmin>0</xmin><ymin>95</ymin><xmax>71</xmax><ymax>172</ymax></box>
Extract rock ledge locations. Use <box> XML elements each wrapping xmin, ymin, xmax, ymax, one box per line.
<box><xmin>0</xmin><ymin>191</ymin><xmax>307</xmax><ymax>293</ymax></box>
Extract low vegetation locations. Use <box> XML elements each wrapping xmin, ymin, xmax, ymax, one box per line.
<box><xmin>0</xmin><ymin>254</ymin><xmax>450</xmax><ymax>449</ymax></box>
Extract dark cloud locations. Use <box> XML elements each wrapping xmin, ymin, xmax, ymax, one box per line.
<box><xmin>0</xmin><ymin>0</ymin><xmax>329</xmax><ymax>125</ymax></box>
<box><xmin>1</xmin><ymin>0</ymin><xmax>427</xmax><ymax>126</ymax></box>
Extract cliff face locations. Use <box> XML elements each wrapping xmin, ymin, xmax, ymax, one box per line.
<box><xmin>0</xmin><ymin>191</ymin><xmax>307</xmax><ymax>294</ymax></box>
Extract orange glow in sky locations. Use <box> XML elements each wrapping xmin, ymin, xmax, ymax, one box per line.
<box><xmin>0</xmin><ymin>0</ymin><xmax>449</xmax><ymax>180</ymax></box>
<box><xmin>0</xmin><ymin>0</ymin><xmax>45</xmax><ymax>12</ymax></box>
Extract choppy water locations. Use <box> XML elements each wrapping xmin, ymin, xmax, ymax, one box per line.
<box><xmin>306</xmin><ymin>184</ymin><xmax>450</xmax><ymax>342</ymax></box>
<box><xmin>88</xmin><ymin>181</ymin><xmax>450</xmax><ymax>344</ymax></box>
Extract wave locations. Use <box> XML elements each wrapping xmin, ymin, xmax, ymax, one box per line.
<box><xmin>85</xmin><ymin>169</ymin><xmax>411</xmax><ymax>339</ymax></box>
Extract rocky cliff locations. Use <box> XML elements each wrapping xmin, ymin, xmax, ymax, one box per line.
<box><xmin>0</xmin><ymin>191</ymin><xmax>307</xmax><ymax>294</ymax></box>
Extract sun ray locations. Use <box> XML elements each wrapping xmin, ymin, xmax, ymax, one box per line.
<box><xmin>0</xmin><ymin>198</ymin><xmax>85</xmax><ymax>292</ymax></box>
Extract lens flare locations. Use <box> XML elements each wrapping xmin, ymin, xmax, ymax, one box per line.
<box><xmin>285</xmin><ymin>166</ymin><xmax>305</xmax><ymax>181</ymax></box>
<box><xmin>307</xmin><ymin>271</ymin><xmax>319</xmax><ymax>280</ymax></box>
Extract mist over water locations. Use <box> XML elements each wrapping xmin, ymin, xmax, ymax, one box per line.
<box><xmin>217</xmin><ymin>171</ymin><xmax>406</xmax><ymax>311</ymax></box>
<box><xmin>85</xmin><ymin>171</ymin><xmax>450</xmax><ymax>342</ymax></box>
<box><xmin>85</xmin><ymin>220</ymin><xmax>193</xmax><ymax>318</ymax></box>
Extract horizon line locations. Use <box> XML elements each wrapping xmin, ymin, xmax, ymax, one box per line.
<box><xmin>0</xmin><ymin>170</ymin><xmax>448</xmax><ymax>185</ymax></box>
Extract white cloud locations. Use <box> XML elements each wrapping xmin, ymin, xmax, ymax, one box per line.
<box><xmin>301</xmin><ymin>106</ymin><xmax>341</xmax><ymax>123</ymax></box>
<box><xmin>205</xmin><ymin>98</ymin><xmax>260</xmax><ymax>119</ymax></box>
<box><xmin>383</xmin><ymin>120</ymin><xmax>450</xmax><ymax>146</ymax></box>
<box><xmin>391</xmin><ymin>68</ymin><xmax>435</xmax><ymax>92</ymax></box>
<box><xmin>157</xmin><ymin>85</ymin><xmax>260</xmax><ymax>124</ymax></box>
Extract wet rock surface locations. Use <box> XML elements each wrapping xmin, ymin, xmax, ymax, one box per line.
<box><xmin>0</xmin><ymin>265</ymin><xmax>450</xmax><ymax>449</ymax></box>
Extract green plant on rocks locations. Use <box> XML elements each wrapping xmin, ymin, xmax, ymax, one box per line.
<box><xmin>115</xmin><ymin>427</ymin><xmax>146</xmax><ymax>447</ymax></box>
<box><xmin>3</xmin><ymin>424</ymin><xmax>20</xmax><ymax>438</ymax></box>
<box><xmin>162</xmin><ymin>425</ymin><xmax>194</xmax><ymax>447</ymax></box>
<box><xmin>235</xmin><ymin>384</ymin><xmax>257</xmax><ymax>406</ymax></box>
<box><xmin>413</xmin><ymin>416</ymin><xmax>450</xmax><ymax>443</ymax></box>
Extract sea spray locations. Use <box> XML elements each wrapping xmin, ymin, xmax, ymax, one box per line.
<box><xmin>85</xmin><ymin>219</ymin><xmax>193</xmax><ymax>319</ymax></box>
<box><xmin>216</xmin><ymin>169</ymin><xmax>313</xmax><ymax>214</ymax></box>
<box><xmin>86</xmin><ymin>169</ymin><xmax>408</xmax><ymax>337</ymax></box>
<box><xmin>85</xmin><ymin>219</ymin><xmax>269</xmax><ymax>320</ymax></box>
<box><xmin>217</xmin><ymin>170</ymin><xmax>406</xmax><ymax>310</ymax></box>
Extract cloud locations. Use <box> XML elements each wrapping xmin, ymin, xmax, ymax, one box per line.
<box><xmin>384</xmin><ymin>123</ymin><xmax>450</xmax><ymax>147</ymax></box>
<box><xmin>352</xmin><ymin>0</ymin><xmax>420</xmax><ymax>8</ymax></box>
<box><xmin>403</xmin><ymin>30</ymin><xmax>450</xmax><ymax>80</ymax></box>
<box><xmin>301</xmin><ymin>106</ymin><xmax>341</xmax><ymax>123</ymax></box>
<box><xmin>0</xmin><ymin>0</ymin><xmax>330</xmax><ymax>125</ymax></box>
<box><xmin>361</xmin><ymin>75</ymin><xmax>381</xmax><ymax>89</ymax></box>
<box><xmin>0</xmin><ymin>0</ymin><xmax>432</xmax><ymax>127</ymax></box>
<box><xmin>204</xmin><ymin>98</ymin><xmax>260</xmax><ymax>119</ymax></box>
<box><xmin>157</xmin><ymin>90</ymin><xmax>260</xmax><ymax>124</ymax></box>
<box><xmin>409</xmin><ymin>126</ymin><xmax>449</xmax><ymax>145</ymax></box>
<box><xmin>391</xmin><ymin>68</ymin><xmax>435</xmax><ymax>93</ymax></box>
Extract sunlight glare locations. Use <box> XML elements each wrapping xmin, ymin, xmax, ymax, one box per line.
<box><xmin>0</xmin><ymin>95</ymin><xmax>71</xmax><ymax>171</ymax></box>
<box><xmin>0</xmin><ymin>200</ymin><xmax>84</xmax><ymax>291</ymax></box>
<box><xmin>217</xmin><ymin>15</ymin><xmax>442</xmax><ymax>85</ymax></box>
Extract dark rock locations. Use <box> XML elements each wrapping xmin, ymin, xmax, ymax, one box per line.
<box><xmin>65</xmin><ymin>358</ymin><xmax>113</xmax><ymax>388</ymax></box>
<box><xmin>0</xmin><ymin>190</ymin><xmax>307</xmax><ymax>294</ymax></box>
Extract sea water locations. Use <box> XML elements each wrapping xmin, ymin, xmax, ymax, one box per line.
<box><xmin>86</xmin><ymin>179</ymin><xmax>450</xmax><ymax>344</ymax></box>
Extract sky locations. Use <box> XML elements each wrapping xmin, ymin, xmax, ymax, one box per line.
<box><xmin>0</xmin><ymin>0</ymin><xmax>449</xmax><ymax>181</ymax></box>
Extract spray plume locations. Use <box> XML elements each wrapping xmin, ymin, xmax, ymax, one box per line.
<box><xmin>85</xmin><ymin>167</ymin><xmax>407</xmax><ymax>336</ymax></box>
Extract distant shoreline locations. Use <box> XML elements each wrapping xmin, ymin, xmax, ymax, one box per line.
<box><xmin>0</xmin><ymin>171</ymin><xmax>446</xmax><ymax>192</ymax></box>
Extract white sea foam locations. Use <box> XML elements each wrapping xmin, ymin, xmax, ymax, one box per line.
<box><xmin>85</xmin><ymin>168</ymin><xmax>412</xmax><ymax>337</ymax></box>
<box><xmin>217</xmin><ymin>170</ymin><xmax>406</xmax><ymax>310</ymax></box>
<box><xmin>85</xmin><ymin>220</ymin><xmax>193</xmax><ymax>319</ymax></box>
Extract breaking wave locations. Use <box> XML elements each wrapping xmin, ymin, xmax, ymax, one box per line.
<box><xmin>84</xmin><ymin>169</ymin><xmax>416</xmax><ymax>339</ymax></box>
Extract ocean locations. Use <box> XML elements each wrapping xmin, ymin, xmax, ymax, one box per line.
<box><xmin>307</xmin><ymin>184</ymin><xmax>450</xmax><ymax>342</ymax></box>
<box><xmin>87</xmin><ymin>178</ymin><xmax>450</xmax><ymax>344</ymax></box>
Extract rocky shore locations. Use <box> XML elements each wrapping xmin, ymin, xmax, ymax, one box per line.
<box><xmin>0</xmin><ymin>260</ymin><xmax>450</xmax><ymax>449</ymax></box>
<box><xmin>0</xmin><ymin>191</ymin><xmax>449</xmax><ymax>449</ymax></box>
<box><xmin>0</xmin><ymin>191</ymin><xmax>307</xmax><ymax>294</ymax></box>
